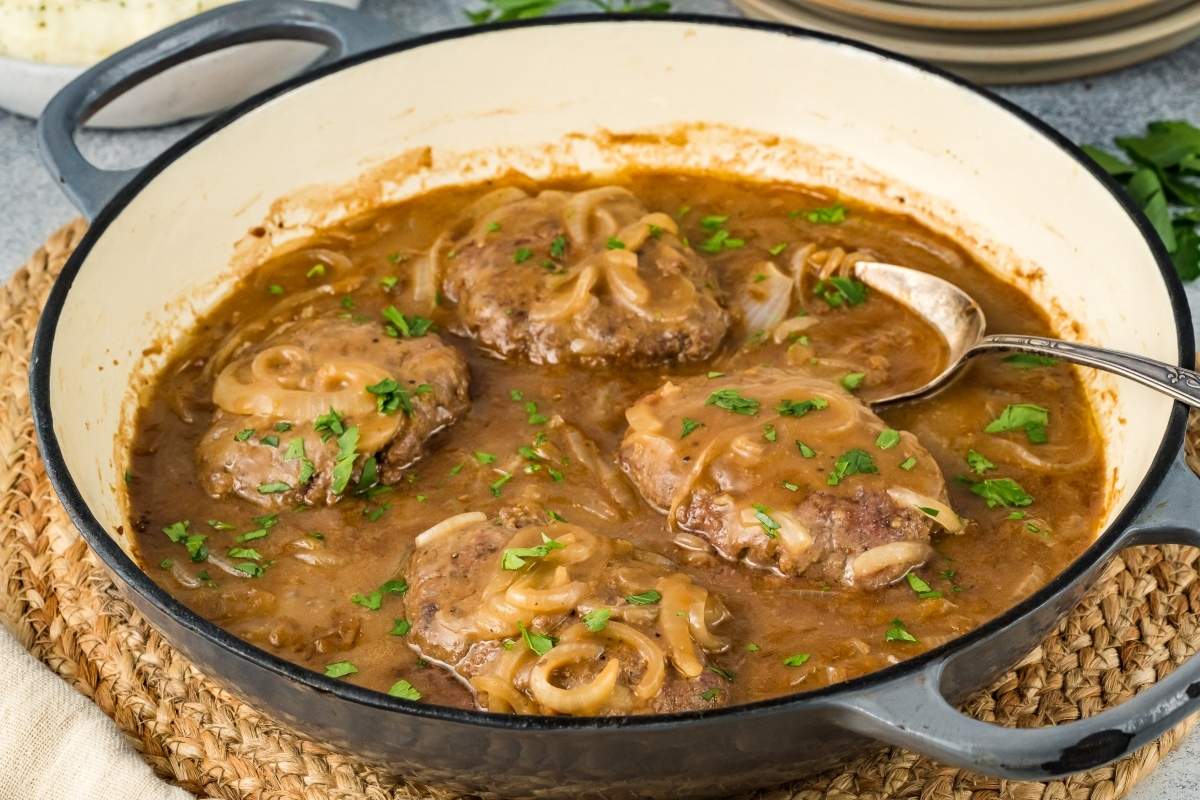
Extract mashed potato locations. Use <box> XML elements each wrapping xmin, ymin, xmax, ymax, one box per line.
<box><xmin>0</xmin><ymin>0</ymin><xmax>239</xmax><ymax>64</ymax></box>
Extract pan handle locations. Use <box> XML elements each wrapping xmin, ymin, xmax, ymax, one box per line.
<box><xmin>37</xmin><ymin>0</ymin><xmax>398</xmax><ymax>219</ymax></box>
<box><xmin>827</xmin><ymin>448</ymin><xmax>1200</xmax><ymax>779</ymax></box>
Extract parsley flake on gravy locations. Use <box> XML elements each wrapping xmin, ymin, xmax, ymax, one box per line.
<box><xmin>518</xmin><ymin>621</ymin><xmax>556</xmax><ymax>656</ymax></box>
<box><xmin>985</xmin><ymin>403</ymin><xmax>1049</xmax><ymax>444</ymax></box>
<box><xmin>815</xmin><ymin>276</ymin><xmax>867</xmax><ymax>308</ymax></box>
<box><xmin>706</xmin><ymin>389</ymin><xmax>761</xmax><ymax>415</ymax></box>
<box><xmin>388</xmin><ymin>679</ymin><xmax>422</xmax><ymax>701</ymax></box>
<box><xmin>841</xmin><ymin>372</ymin><xmax>866</xmax><ymax>391</ymax></box>
<box><xmin>885</xmin><ymin>618</ymin><xmax>918</xmax><ymax>644</ymax></box>
<box><xmin>501</xmin><ymin>534</ymin><xmax>564</xmax><ymax>570</ymax></box>
<box><xmin>875</xmin><ymin>429</ymin><xmax>901</xmax><ymax>450</ymax></box>
<box><xmin>324</xmin><ymin>661</ymin><xmax>357</xmax><ymax>679</ymax></box>
<box><xmin>966</xmin><ymin>449</ymin><xmax>996</xmax><ymax>474</ymax></box>
<box><xmin>827</xmin><ymin>449</ymin><xmax>878</xmax><ymax>486</ymax></box>
<box><xmin>752</xmin><ymin>504</ymin><xmax>780</xmax><ymax>538</ymax></box>
<box><xmin>783</xmin><ymin>653</ymin><xmax>811</xmax><ymax>667</ymax></box>
<box><xmin>968</xmin><ymin>477</ymin><xmax>1034</xmax><ymax>508</ymax></box>
<box><xmin>906</xmin><ymin>573</ymin><xmax>942</xmax><ymax>600</ymax></box>
<box><xmin>583</xmin><ymin>608</ymin><xmax>612</xmax><ymax>632</ymax></box>
<box><xmin>776</xmin><ymin>397</ymin><xmax>828</xmax><ymax>417</ymax></box>
<box><xmin>626</xmin><ymin>590</ymin><xmax>662</xmax><ymax>605</ymax></box>
<box><xmin>681</xmin><ymin>417</ymin><xmax>703</xmax><ymax>438</ymax></box>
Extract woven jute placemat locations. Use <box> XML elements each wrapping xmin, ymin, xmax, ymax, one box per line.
<box><xmin>3</xmin><ymin>219</ymin><xmax>1200</xmax><ymax>800</ymax></box>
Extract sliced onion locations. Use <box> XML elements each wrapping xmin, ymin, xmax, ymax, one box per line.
<box><xmin>624</xmin><ymin>400</ymin><xmax>663</xmax><ymax>434</ymax></box>
<box><xmin>850</xmin><ymin>541</ymin><xmax>933</xmax><ymax>585</ymax></box>
<box><xmin>772</xmin><ymin>315</ymin><xmax>819</xmax><ymax>344</ymax></box>
<box><xmin>562</xmin><ymin>187</ymin><xmax>637</xmax><ymax>247</ymax></box>
<box><xmin>614</xmin><ymin>212</ymin><xmax>678</xmax><ymax>251</ymax></box>
<box><xmin>530</xmin><ymin>264</ymin><xmax>599</xmax><ymax>322</ymax></box>
<box><xmin>886</xmin><ymin>487</ymin><xmax>965</xmax><ymax>534</ymax></box>
<box><xmin>603</xmin><ymin>249</ymin><xmax>651</xmax><ymax>307</ymax></box>
<box><xmin>734</xmin><ymin>261</ymin><xmax>792</xmax><ymax>334</ymax></box>
<box><xmin>772</xmin><ymin>511</ymin><xmax>814</xmax><ymax>560</ymax></box>
<box><xmin>414</xmin><ymin>512</ymin><xmax>487</xmax><ymax>548</ymax></box>
<box><xmin>529</xmin><ymin>643</ymin><xmax>620</xmax><ymax>715</ymax></box>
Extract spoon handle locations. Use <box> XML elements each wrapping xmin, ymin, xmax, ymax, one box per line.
<box><xmin>973</xmin><ymin>334</ymin><xmax>1200</xmax><ymax>409</ymax></box>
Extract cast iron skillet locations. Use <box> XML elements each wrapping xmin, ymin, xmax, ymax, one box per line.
<box><xmin>29</xmin><ymin>1</ymin><xmax>1200</xmax><ymax>796</ymax></box>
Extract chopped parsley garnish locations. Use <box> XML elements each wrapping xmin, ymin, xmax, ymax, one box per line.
<box><xmin>700</xmin><ymin>214</ymin><xmax>728</xmax><ymax>230</ymax></box>
<box><xmin>546</xmin><ymin>509</ymin><xmax>567</xmax><ymax>523</ymax></box>
<box><xmin>1003</xmin><ymin>353</ymin><xmax>1058</xmax><ymax>369</ymax></box>
<box><xmin>1007</xmin><ymin>510</ymin><xmax>1027</xmax><ymax>520</ymax></box>
<box><xmin>827</xmin><ymin>448</ymin><xmax>878</xmax><ymax>486</ymax></box>
<box><xmin>918</xmin><ymin>506</ymin><xmax>940</xmax><ymax>518</ymax></box>
<box><xmin>783</xmin><ymin>653</ymin><xmax>811</xmax><ymax>667</ymax></box>
<box><xmin>235</xmin><ymin>562</ymin><xmax>265</xmax><ymax>578</ymax></box>
<box><xmin>162</xmin><ymin>520</ymin><xmax>190</xmax><ymax>543</ymax></box>
<box><xmin>799</xmin><ymin>204</ymin><xmax>847</xmax><ymax>224</ymax></box>
<box><xmin>234</xmin><ymin>428</ymin><xmax>255</xmax><ymax>442</ymax></box>
<box><xmin>267</xmin><ymin>284</ymin><xmax>284</xmax><ymax>295</ymax></box>
<box><xmin>235</xmin><ymin>528</ymin><xmax>268</xmax><ymax>544</ymax></box>
<box><xmin>681</xmin><ymin>417</ymin><xmax>703</xmax><ymax>438</ymax></box>
<box><xmin>390</xmin><ymin>618</ymin><xmax>412</xmax><ymax>636</ymax></box>
<box><xmin>985</xmin><ymin>403</ymin><xmax>1049</xmax><ymax>444</ymax></box>
<box><xmin>583</xmin><ymin>608</ymin><xmax>612</xmax><ymax>632</ymax></box>
<box><xmin>324</xmin><ymin>661</ymin><xmax>357</xmax><ymax>679</ymax></box>
<box><xmin>752</xmin><ymin>504</ymin><xmax>780</xmax><ymax>538</ymax></box>
<box><xmin>841</xmin><ymin>372</ymin><xmax>866</xmax><ymax>391</ymax></box>
<box><xmin>284</xmin><ymin>438</ymin><xmax>315</xmax><ymax>485</ymax></box>
<box><xmin>700</xmin><ymin>228</ymin><xmax>745</xmax><ymax>253</ymax></box>
<box><xmin>796</xmin><ymin>440</ymin><xmax>816</xmax><ymax>458</ymax></box>
<box><xmin>706</xmin><ymin>389</ymin><xmax>760</xmax><ymax>415</ymax></box>
<box><xmin>314</xmin><ymin>407</ymin><xmax>345</xmax><ymax>441</ymax></box>
<box><xmin>367</xmin><ymin>377</ymin><xmax>426</xmax><ymax>416</ymax></box>
<box><xmin>700</xmin><ymin>688</ymin><xmax>721</xmax><ymax>702</ymax></box>
<box><xmin>486</xmin><ymin>221</ymin><xmax>501</xmax><ymax>233</ymax></box>
<box><xmin>351</xmin><ymin>578</ymin><xmax>408</xmax><ymax>611</ymax></box>
<box><xmin>875</xmin><ymin>429</ymin><xmax>901</xmax><ymax>450</ymax></box>
<box><xmin>706</xmin><ymin>371</ymin><xmax>724</xmax><ymax>379</ymax></box>
<box><xmin>501</xmin><ymin>534</ymin><xmax>564</xmax><ymax>570</ymax></box>
<box><xmin>274</xmin><ymin>421</ymin><xmax>293</xmax><ymax>432</ymax></box>
<box><xmin>259</xmin><ymin>434</ymin><xmax>280</xmax><ymax>448</ymax></box>
<box><xmin>968</xmin><ymin>477</ymin><xmax>1034</xmax><ymax>508</ymax></box>
<box><xmin>474</xmin><ymin>451</ymin><xmax>496</xmax><ymax>465</ymax></box>
<box><xmin>814</xmin><ymin>276</ymin><xmax>868</xmax><ymax>308</ymax></box>
<box><xmin>606</xmin><ymin>237</ymin><xmax>626</xmax><ymax>250</ymax></box>
<box><xmin>207</xmin><ymin>519</ymin><xmax>234</xmax><ymax>530</ymax></box>
<box><xmin>159</xmin><ymin>558</ymin><xmax>173</xmax><ymax>569</ymax></box>
<box><xmin>782</xmin><ymin>480</ymin><xmax>800</xmax><ymax>492</ymax></box>
<box><xmin>381</xmin><ymin>305</ymin><xmax>433</xmax><ymax>338</ymax></box>
<box><xmin>906</xmin><ymin>572</ymin><xmax>942</xmax><ymax>599</ymax></box>
<box><xmin>550</xmin><ymin>235</ymin><xmax>567</xmax><ymax>258</ymax></box>
<box><xmin>776</xmin><ymin>397</ymin><xmax>828</xmax><ymax>417</ymax></box>
<box><xmin>388</xmin><ymin>679</ymin><xmax>422</xmax><ymax>701</ymax></box>
<box><xmin>885</xmin><ymin>618</ymin><xmax>918</xmax><ymax>643</ymax></box>
<box><xmin>763</xmin><ymin>424</ymin><xmax>778</xmax><ymax>442</ymax></box>
<box><xmin>626</xmin><ymin>590</ymin><xmax>662</xmax><ymax>605</ymax></box>
<box><xmin>746</xmin><ymin>642</ymin><xmax>761</xmax><ymax>652</ymax></box>
<box><xmin>966</xmin><ymin>449</ymin><xmax>996</xmax><ymax>474</ymax></box>
<box><xmin>329</xmin><ymin>426</ymin><xmax>360</xmax><ymax>495</ymax></box>
<box><xmin>227</xmin><ymin>547</ymin><xmax>261</xmax><ymax>560</ymax></box>
<box><xmin>518</xmin><ymin>621</ymin><xmax>556</xmax><ymax>656</ymax></box>
<box><xmin>768</xmin><ymin>242</ymin><xmax>788</xmax><ymax>256</ymax></box>
<box><xmin>380</xmin><ymin>275</ymin><xmax>399</xmax><ymax>290</ymax></box>
<box><xmin>489</xmin><ymin>470</ymin><xmax>513</xmax><ymax>496</ymax></box>
<box><xmin>257</xmin><ymin>481</ymin><xmax>291</xmax><ymax>494</ymax></box>
<box><xmin>306</xmin><ymin>263</ymin><xmax>326</xmax><ymax>279</ymax></box>
<box><xmin>899</xmin><ymin>456</ymin><xmax>918</xmax><ymax>471</ymax></box>
<box><xmin>340</xmin><ymin>294</ymin><xmax>355</xmax><ymax>310</ymax></box>
<box><xmin>524</xmin><ymin>401</ymin><xmax>549</xmax><ymax>425</ymax></box>
<box><xmin>707</xmin><ymin>665</ymin><xmax>735</xmax><ymax>682</ymax></box>
<box><xmin>513</xmin><ymin>247</ymin><xmax>533</xmax><ymax>263</ymax></box>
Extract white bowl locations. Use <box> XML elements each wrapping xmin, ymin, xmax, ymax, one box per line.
<box><xmin>0</xmin><ymin>0</ymin><xmax>361</xmax><ymax>128</ymax></box>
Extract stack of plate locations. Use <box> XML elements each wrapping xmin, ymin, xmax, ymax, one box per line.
<box><xmin>733</xmin><ymin>0</ymin><xmax>1200</xmax><ymax>83</ymax></box>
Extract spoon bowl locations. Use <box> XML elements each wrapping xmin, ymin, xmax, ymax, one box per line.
<box><xmin>853</xmin><ymin>260</ymin><xmax>1200</xmax><ymax>408</ymax></box>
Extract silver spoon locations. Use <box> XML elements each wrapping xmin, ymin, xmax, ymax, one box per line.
<box><xmin>852</xmin><ymin>261</ymin><xmax>1200</xmax><ymax>408</ymax></box>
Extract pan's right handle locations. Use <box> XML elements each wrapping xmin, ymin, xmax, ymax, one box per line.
<box><xmin>37</xmin><ymin>0</ymin><xmax>399</xmax><ymax>219</ymax></box>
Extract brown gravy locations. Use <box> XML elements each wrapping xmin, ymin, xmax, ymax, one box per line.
<box><xmin>127</xmin><ymin>172</ymin><xmax>1105</xmax><ymax>712</ymax></box>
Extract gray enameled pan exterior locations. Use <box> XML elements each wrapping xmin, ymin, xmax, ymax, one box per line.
<box><xmin>30</xmin><ymin>2</ymin><xmax>1200</xmax><ymax>796</ymax></box>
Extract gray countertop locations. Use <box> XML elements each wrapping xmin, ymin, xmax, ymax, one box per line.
<box><xmin>1</xmin><ymin>0</ymin><xmax>1198</xmax><ymax>797</ymax></box>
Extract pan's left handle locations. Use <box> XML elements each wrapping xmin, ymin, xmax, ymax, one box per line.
<box><xmin>38</xmin><ymin>0</ymin><xmax>399</xmax><ymax>219</ymax></box>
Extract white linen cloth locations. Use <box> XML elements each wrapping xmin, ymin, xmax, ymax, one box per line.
<box><xmin>0</xmin><ymin>624</ymin><xmax>190</xmax><ymax>800</ymax></box>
